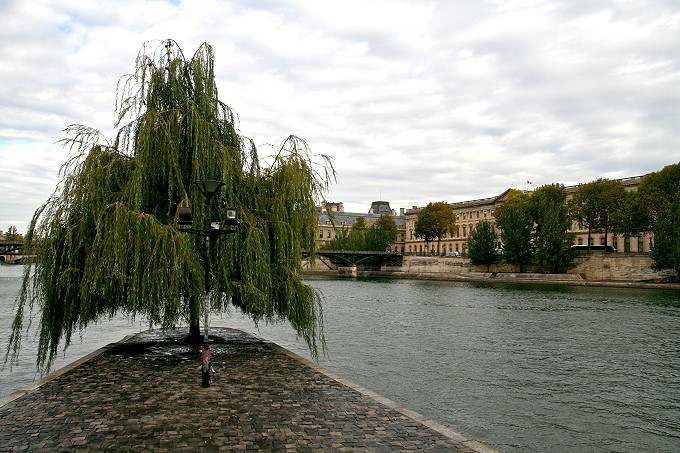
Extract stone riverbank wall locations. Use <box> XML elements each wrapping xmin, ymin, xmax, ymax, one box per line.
<box><xmin>304</xmin><ymin>253</ymin><xmax>676</xmax><ymax>283</ymax></box>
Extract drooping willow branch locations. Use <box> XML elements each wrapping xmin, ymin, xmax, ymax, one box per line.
<box><xmin>8</xmin><ymin>39</ymin><xmax>334</xmax><ymax>372</ymax></box>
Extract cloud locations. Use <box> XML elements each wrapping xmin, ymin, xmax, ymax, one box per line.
<box><xmin>1</xmin><ymin>0</ymin><xmax>679</xmax><ymax>231</ymax></box>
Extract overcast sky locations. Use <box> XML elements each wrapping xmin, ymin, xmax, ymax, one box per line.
<box><xmin>1</xmin><ymin>0</ymin><xmax>678</xmax><ymax>233</ymax></box>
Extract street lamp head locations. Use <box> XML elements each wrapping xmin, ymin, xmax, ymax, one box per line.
<box><xmin>224</xmin><ymin>207</ymin><xmax>238</xmax><ymax>225</ymax></box>
<box><xmin>177</xmin><ymin>207</ymin><xmax>193</xmax><ymax>226</ymax></box>
<box><xmin>194</xmin><ymin>180</ymin><xmax>225</xmax><ymax>199</ymax></box>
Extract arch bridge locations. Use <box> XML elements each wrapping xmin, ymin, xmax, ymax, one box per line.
<box><xmin>304</xmin><ymin>250</ymin><xmax>404</xmax><ymax>267</ymax></box>
<box><xmin>0</xmin><ymin>242</ymin><xmax>26</xmax><ymax>264</ymax></box>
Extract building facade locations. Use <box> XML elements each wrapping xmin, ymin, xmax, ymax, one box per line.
<box><xmin>317</xmin><ymin>174</ymin><xmax>651</xmax><ymax>256</ymax></box>
<box><xmin>402</xmin><ymin>175</ymin><xmax>650</xmax><ymax>255</ymax></box>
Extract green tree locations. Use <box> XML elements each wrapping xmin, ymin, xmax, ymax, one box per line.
<box><xmin>9</xmin><ymin>40</ymin><xmax>333</xmax><ymax>371</ymax></box>
<box><xmin>466</xmin><ymin>220</ymin><xmax>499</xmax><ymax>271</ymax></box>
<box><xmin>414</xmin><ymin>201</ymin><xmax>456</xmax><ymax>255</ymax></box>
<box><xmin>638</xmin><ymin>162</ymin><xmax>680</xmax><ymax>279</ymax></box>
<box><xmin>352</xmin><ymin>216</ymin><xmax>368</xmax><ymax>232</ymax></box>
<box><xmin>570</xmin><ymin>179</ymin><xmax>626</xmax><ymax>250</ymax></box>
<box><xmin>324</xmin><ymin>228</ymin><xmax>350</xmax><ymax>250</ymax></box>
<box><xmin>637</xmin><ymin>162</ymin><xmax>680</xmax><ymax>223</ymax></box>
<box><xmin>611</xmin><ymin>190</ymin><xmax>652</xmax><ymax>240</ymax></box>
<box><xmin>326</xmin><ymin>214</ymin><xmax>398</xmax><ymax>252</ymax></box>
<box><xmin>649</xmin><ymin>195</ymin><xmax>680</xmax><ymax>280</ymax></box>
<box><xmin>594</xmin><ymin>179</ymin><xmax>626</xmax><ymax>248</ymax></box>
<box><xmin>532</xmin><ymin>198</ymin><xmax>576</xmax><ymax>273</ymax></box>
<box><xmin>365</xmin><ymin>214</ymin><xmax>398</xmax><ymax>251</ymax></box>
<box><xmin>570</xmin><ymin>181</ymin><xmax>602</xmax><ymax>249</ymax></box>
<box><xmin>494</xmin><ymin>190</ymin><xmax>533</xmax><ymax>272</ymax></box>
<box><xmin>5</xmin><ymin>226</ymin><xmax>21</xmax><ymax>242</ymax></box>
<box><xmin>527</xmin><ymin>183</ymin><xmax>567</xmax><ymax>222</ymax></box>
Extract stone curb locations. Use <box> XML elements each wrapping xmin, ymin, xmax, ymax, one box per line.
<box><xmin>255</xmin><ymin>333</ymin><xmax>499</xmax><ymax>453</ymax></box>
<box><xmin>0</xmin><ymin>334</ymin><xmax>138</xmax><ymax>408</ymax></box>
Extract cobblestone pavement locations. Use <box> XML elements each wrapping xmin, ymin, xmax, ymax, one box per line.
<box><xmin>0</xmin><ymin>328</ymin><xmax>496</xmax><ymax>452</ymax></box>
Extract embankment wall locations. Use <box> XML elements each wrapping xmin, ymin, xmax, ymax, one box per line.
<box><xmin>304</xmin><ymin>253</ymin><xmax>675</xmax><ymax>283</ymax></box>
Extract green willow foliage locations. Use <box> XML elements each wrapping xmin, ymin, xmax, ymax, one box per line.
<box><xmin>9</xmin><ymin>40</ymin><xmax>334</xmax><ymax>371</ymax></box>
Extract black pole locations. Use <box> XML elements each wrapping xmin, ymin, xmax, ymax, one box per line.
<box><xmin>202</xmin><ymin>209</ymin><xmax>212</xmax><ymax>386</ymax></box>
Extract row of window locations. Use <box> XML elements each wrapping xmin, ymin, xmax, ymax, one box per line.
<box><xmin>457</xmin><ymin>209</ymin><xmax>493</xmax><ymax>221</ymax></box>
<box><xmin>407</xmin><ymin>222</ymin><xmax>485</xmax><ymax>241</ymax></box>
<box><xmin>576</xmin><ymin>236</ymin><xmax>647</xmax><ymax>252</ymax></box>
<box><xmin>407</xmin><ymin>243</ymin><xmax>466</xmax><ymax>254</ymax></box>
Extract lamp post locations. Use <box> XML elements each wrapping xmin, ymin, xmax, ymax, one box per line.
<box><xmin>178</xmin><ymin>179</ymin><xmax>238</xmax><ymax>387</ymax></box>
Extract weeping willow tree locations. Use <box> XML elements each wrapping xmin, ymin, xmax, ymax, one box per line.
<box><xmin>8</xmin><ymin>39</ymin><xmax>334</xmax><ymax>371</ymax></box>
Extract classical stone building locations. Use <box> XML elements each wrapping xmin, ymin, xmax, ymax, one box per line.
<box><xmin>404</xmin><ymin>190</ymin><xmax>514</xmax><ymax>256</ymax></box>
<box><xmin>318</xmin><ymin>174</ymin><xmax>651</xmax><ymax>256</ymax></box>
<box><xmin>403</xmin><ymin>174</ymin><xmax>650</xmax><ymax>255</ymax></box>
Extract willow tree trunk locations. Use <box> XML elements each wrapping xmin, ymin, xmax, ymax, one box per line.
<box><xmin>188</xmin><ymin>297</ymin><xmax>201</xmax><ymax>343</ymax></box>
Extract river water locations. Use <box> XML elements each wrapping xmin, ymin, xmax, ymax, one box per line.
<box><xmin>1</xmin><ymin>264</ymin><xmax>678</xmax><ymax>452</ymax></box>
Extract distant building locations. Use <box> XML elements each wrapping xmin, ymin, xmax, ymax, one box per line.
<box><xmin>321</xmin><ymin>201</ymin><xmax>345</xmax><ymax>213</ymax></box>
<box><xmin>316</xmin><ymin>174</ymin><xmax>652</xmax><ymax>256</ymax></box>
<box><xmin>316</xmin><ymin>201</ymin><xmax>406</xmax><ymax>252</ymax></box>
<box><xmin>405</xmin><ymin>190</ymin><xmax>513</xmax><ymax>255</ymax></box>
<box><xmin>403</xmin><ymin>175</ymin><xmax>650</xmax><ymax>256</ymax></box>
<box><xmin>368</xmin><ymin>201</ymin><xmax>396</xmax><ymax>216</ymax></box>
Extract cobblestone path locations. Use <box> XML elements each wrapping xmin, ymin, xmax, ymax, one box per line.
<box><xmin>0</xmin><ymin>328</ymin><xmax>495</xmax><ymax>452</ymax></box>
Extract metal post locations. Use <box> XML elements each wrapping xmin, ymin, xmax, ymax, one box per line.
<box><xmin>180</xmin><ymin>180</ymin><xmax>236</xmax><ymax>389</ymax></box>
<box><xmin>204</xmin><ymin>230</ymin><xmax>211</xmax><ymax>344</ymax></box>
<box><xmin>202</xmin><ymin>215</ymin><xmax>212</xmax><ymax>387</ymax></box>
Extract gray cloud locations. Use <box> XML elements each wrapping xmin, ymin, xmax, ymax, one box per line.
<box><xmin>1</xmin><ymin>0</ymin><xmax>678</xmax><ymax>230</ymax></box>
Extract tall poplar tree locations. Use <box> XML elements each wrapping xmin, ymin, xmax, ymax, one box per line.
<box><xmin>9</xmin><ymin>40</ymin><xmax>333</xmax><ymax>371</ymax></box>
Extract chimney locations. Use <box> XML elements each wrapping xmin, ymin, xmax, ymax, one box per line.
<box><xmin>400</xmin><ymin>208</ymin><xmax>405</xmax><ymax>216</ymax></box>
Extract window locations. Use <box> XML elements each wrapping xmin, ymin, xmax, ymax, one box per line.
<box><xmin>327</xmin><ymin>231</ymin><xmax>332</xmax><ymax>238</ymax></box>
<box><xmin>462</xmin><ymin>226</ymin><xmax>467</xmax><ymax>237</ymax></box>
<box><xmin>625</xmin><ymin>237</ymin><xmax>631</xmax><ymax>253</ymax></box>
<box><xmin>319</xmin><ymin>231</ymin><xmax>323</xmax><ymax>238</ymax></box>
<box><xmin>638</xmin><ymin>236</ymin><xmax>644</xmax><ymax>252</ymax></box>
<box><xmin>578</xmin><ymin>238</ymin><xmax>583</xmax><ymax>245</ymax></box>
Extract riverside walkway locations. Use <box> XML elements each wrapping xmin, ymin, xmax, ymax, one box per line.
<box><xmin>0</xmin><ymin>328</ymin><xmax>496</xmax><ymax>452</ymax></box>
